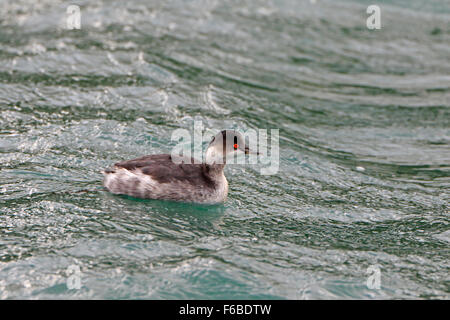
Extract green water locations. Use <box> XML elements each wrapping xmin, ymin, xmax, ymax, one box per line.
<box><xmin>0</xmin><ymin>0</ymin><xmax>449</xmax><ymax>299</ymax></box>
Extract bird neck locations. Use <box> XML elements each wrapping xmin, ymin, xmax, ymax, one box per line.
<box><xmin>205</xmin><ymin>146</ymin><xmax>227</xmax><ymax>165</ymax></box>
<box><xmin>202</xmin><ymin>163</ymin><xmax>225</xmax><ymax>182</ymax></box>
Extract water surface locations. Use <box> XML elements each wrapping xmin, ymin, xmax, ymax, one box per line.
<box><xmin>0</xmin><ymin>0</ymin><xmax>449</xmax><ymax>299</ymax></box>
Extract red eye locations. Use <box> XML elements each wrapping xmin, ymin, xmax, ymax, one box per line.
<box><xmin>233</xmin><ymin>144</ymin><xmax>239</xmax><ymax>149</ymax></box>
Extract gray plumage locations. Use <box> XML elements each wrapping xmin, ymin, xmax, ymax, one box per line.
<box><xmin>103</xmin><ymin>130</ymin><xmax>253</xmax><ymax>204</ymax></box>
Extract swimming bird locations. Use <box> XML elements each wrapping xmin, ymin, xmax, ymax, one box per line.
<box><xmin>103</xmin><ymin>130</ymin><xmax>256</xmax><ymax>204</ymax></box>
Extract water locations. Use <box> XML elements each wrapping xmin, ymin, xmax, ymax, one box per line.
<box><xmin>0</xmin><ymin>0</ymin><xmax>449</xmax><ymax>299</ymax></box>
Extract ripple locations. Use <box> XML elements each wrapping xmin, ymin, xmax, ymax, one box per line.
<box><xmin>0</xmin><ymin>0</ymin><xmax>449</xmax><ymax>299</ymax></box>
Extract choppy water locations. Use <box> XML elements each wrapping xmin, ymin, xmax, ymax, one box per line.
<box><xmin>0</xmin><ymin>0</ymin><xmax>449</xmax><ymax>299</ymax></box>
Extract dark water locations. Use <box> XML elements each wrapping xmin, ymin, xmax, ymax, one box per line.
<box><xmin>0</xmin><ymin>0</ymin><xmax>449</xmax><ymax>299</ymax></box>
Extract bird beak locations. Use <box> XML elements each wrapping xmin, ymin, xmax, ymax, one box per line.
<box><xmin>244</xmin><ymin>146</ymin><xmax>260</xmax><ymax>155</ymax></box>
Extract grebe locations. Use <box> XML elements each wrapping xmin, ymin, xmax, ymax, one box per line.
<box><xmin>103</xmin><ymin>130</ymin><xmax>256</xmax><ymax>204</ymax></box>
